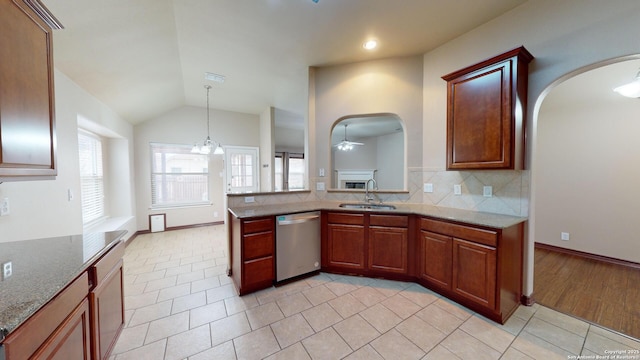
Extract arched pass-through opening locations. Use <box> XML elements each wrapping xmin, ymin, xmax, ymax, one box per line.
<box><xmin>529</xmin><ymin>55</ymin><xmax>640</xmax><ymax>338</ymax></box>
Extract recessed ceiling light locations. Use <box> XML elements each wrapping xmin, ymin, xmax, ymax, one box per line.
<box><xmin>363</xmin><ymin>40</ymin><xmax>378</xmax><ymax>50</ymax></box>
<box><xmin>205</xmin><ymin>72</ymin><xmax>226</xmax><ymax>83</ymax></box>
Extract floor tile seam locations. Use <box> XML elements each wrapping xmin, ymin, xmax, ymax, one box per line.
<box><xmin>531</xmin><ymin>313</ymin><xmax>590</xmax><ymax>339</ymax></box>
<box><xmin>584</xmin><ymin>324</ymin><xmax>640</xmax><ymax>352</ymax></box>
<box><xmin>457</xmin><ymin>315</ymin><xmax>519</xmax><ymax>355</ymax></box>
<box><xmin>520</xmin><ymin>325</ymin><xmax>582</xmax><ymax>356</ymax></box>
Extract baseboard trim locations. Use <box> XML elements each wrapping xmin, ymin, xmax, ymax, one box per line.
<box><xmin>521</xmin><ymin>294</ymin><xmax>535</xmax><ymax>306</ymax></box>
<box><xmin>535</xmin><ymin>242</ymin><xmax>640</xmax><ymax>270</ymax></box>
<box><xmin>127</xmin><ymin>221</ymin><xmax>225</xmax><ymax>246</ymax></box>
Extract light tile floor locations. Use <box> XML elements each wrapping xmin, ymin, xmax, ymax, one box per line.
<box><xmin>110</xmin><ymin>225</ymin><xmax>640</xmax><ymax>360</ymax></box>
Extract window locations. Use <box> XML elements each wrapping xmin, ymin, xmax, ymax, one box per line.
<box><xmin>78</xmin><ymin>130</ymin><xmax>105</xmax><ymax>225</ymax></box>
<box><xmin>150</xmin><ymin>143</ymin><xmax>209</xmax><ymax>207</ymax></box>
<box><xmin>275</xmin><ymin>152</ymin><xmax>305</xmax><ymax>191</ymax></box>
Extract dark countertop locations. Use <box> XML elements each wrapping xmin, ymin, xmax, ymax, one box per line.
<box><xmin>0</xmin><ymin>231</ymin><xmax>126</xmax><ymax>338</ymax></box>
<box><xmin>228</xmin><ymin>201</ymin><xmax>527</xmax><ymax>229</ymax></box>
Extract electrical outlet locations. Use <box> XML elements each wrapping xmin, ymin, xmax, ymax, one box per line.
<box><xmin>0</xmin><ymin>198</ymin><xmax>9</xmax><ymax>216</ymax></box>
<box><xmin>424</xmin><ymin>183</ymin><xmax>433</xmax><ymax>193</ymax></box>
<box><xmin>483</xmin><ymin>186</ymin><xmax>493</xmax><ymax>197</ymax></box>
<box><xmin>453</xmin><ymin>184</ymin><xmax>462</xmax><ymax>195</ymax></box>
<box><xmin>561</xmin><ymin>232</ymin><xmax>570</xmax><ymax>241</ymax></box>
<box><xmin>3</xmin><ymin>262</ymin><xmax>12</xmax><ymax>279</ymax></box>
<box><xmin>244</xmin><ymin>196</ymin><xmax>255</xmax><ymax>203</ymax></box>
<box><xmin>316</xmin><ymin>182</ymin><xmax>325</xmax><ymax>191</ymax></box>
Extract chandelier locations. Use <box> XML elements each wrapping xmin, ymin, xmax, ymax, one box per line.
<box><xmin>192</xmin><ymin>85</ymin><xmax>224</xmax><ymax>155</ymax></box>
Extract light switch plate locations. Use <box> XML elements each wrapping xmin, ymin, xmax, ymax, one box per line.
<box><xmin>483</xmin><ymin>186</ymin><xmax>493</xmax><ymax>197</ymax></box>
<box><xmin>423</xmin><ymin>183</ymin><xmax>433</xmax><ymax>193</ymax></box>
<box><xmin>561</xmin><ymin>232</ymin><xmax>570</xmax><ymax>241</ymax></box>
<box><xmin>0</xmin><ymin>198</ymin><xmax>9</xmax><ymax>216</ymax></box>
<box><xmin>244</xmin><ymin>196</ymin><xmax>255</xmax><ymax>203</ymax></box>
<box><xmin>3</xmin><ymin>262</ymin><xmax>12</xmax><ymax>279</ymax></box>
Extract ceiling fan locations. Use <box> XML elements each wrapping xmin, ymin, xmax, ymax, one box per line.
<box><xmin>335</xmin><ymin>124</ymin><xmax>363</xmax><ymax>151</ymax></box>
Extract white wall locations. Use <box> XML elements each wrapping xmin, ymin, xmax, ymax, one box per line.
<box><xmin>312</xmin><ymin>55</ymin><xmax>423</xmax><ymax>191</ymax></box>
<box><xmin>134</xmin><ymin>106</ymin><xmax>259</xmax><ymax>231</ymax></box>
<box><xmin>535</xmin><ymin>98</ymin><xmax>640</xmax><ymax>263</ymax></box>
<box><xmin>260</xmin><ymin>107</ymin><xmax>275</xmax><ymax>192</ymax></box>
<box><xmin>0</xmin><ymin>70</ymin><xmax>135</xmax><ymax>242</ymax></box>
<box><xmin>376</xmin><ymin>132</ymin><xmax>404</xmax><ymax>190</ymax></box>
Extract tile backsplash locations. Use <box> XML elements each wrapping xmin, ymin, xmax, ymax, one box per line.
<box><xmin>228</xmin><ymin>169</ymin><xmax>529</xmax><ymax>217</ymax></box>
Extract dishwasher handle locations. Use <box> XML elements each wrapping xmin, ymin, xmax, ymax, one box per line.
<box><xmin>277</xmin><ymin>214</ymin><xmax>320</xmax><ymax>226</ymax></box>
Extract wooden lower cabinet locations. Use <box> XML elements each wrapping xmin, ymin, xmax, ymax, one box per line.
<box><xmin>1</xmin><ymin>272</ymin><xmax>91</xmax><ymax>359</ymax></box>
<box><xmin>368</xmin><ymin>215</ymin><xmax>409</xmax><ymax>274</ymax></box>
<box><xmin>1</xmin><ymin>241</ymin><xmax>125</xmax><ymax>360</ymax></box>
<box><xmin>33</xmin><ymin>299</ymin><xmax>91</xmax><ymax>360</ymax></box>
<box><xmin>327</xmin><ymin>223</ymin><xmax>365</xmax><ymax>270</ymax></box>
<box><xmin>452</xmin><ymin>238</ymin><xmax>497</xmax><ymax>309</ymax></box>
<box><xmin>419</xmin><ymin>217</ymin><xmax>522</xmax><ymax>323</ymax></box>
<box><xmin>90</xmin><ymin>241</ymin><xmax>125</xmax><ymax>360</ymax></box>
<box><xmin>229</xmin><ymin>215</ymin><xmax>275</xmax><ymax>295</ymax></box>
<box><xmin>419</xmin><ymin>230</ymin><xmax>452</xmax><ymax>290</ymax></box>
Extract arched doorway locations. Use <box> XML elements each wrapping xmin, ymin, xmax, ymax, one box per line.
<box><xmin>531</xmin><ymin>57</ymin><xmax>640</xmax><ymax>339</ymax></box>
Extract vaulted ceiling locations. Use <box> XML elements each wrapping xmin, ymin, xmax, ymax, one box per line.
<box><xmin>42</xmin><ymin>0</ymin><xmax>527</xmax><ymax>125</ymax></box>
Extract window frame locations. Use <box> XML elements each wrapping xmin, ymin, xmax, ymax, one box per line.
<box><xmin>150</xmin><ymin>142</ymin><xmax>211</xmax><ymax>209</ymax></box>
<box><xmin>78</xmin><ymin>129</ymin><xmax>105</xmax><ymax>227</ymax></box>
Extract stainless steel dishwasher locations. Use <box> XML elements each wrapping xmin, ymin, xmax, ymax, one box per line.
<box><xmin>275</xmin><ymin>211</ymin><xmax>321</xmax><ymax>282</ymax></box>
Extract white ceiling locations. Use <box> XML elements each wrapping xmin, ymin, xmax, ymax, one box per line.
<box><xmin>42</xmin><ymin>0</ymin><xmax>527</xmax><ymax>125</ymax></box>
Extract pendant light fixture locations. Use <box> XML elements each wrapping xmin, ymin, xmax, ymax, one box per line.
<box><xmin>192</xmin><ymin>85</ymin><xmax>224</xmax><ymax>155</ymax></box>
<box><xmin>613</xmin><ymin>68</ymin><xmax>640</xmax><ymax>98</ymax></box>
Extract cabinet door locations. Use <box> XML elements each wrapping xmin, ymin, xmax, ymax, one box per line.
<box><xmin>0</xmin><ymin>0</ymin><xmax>57</xmax><ymax>179</ymax></box>
<box><xmin>443</xmin><ymin>47</ymin><xmax>532</xmax><ymax>170</ymax></box>
<box><xmin>368</xmin><ymin>226</ymin><xmax>408</xmax><ymax>274</ymax></box>
<box><xmin>446</xmin><ymin>60</ymin><xmax>511</xmax><ymax>169</ymax></box>
<box><xmin>32</xmin><ymin>299</ymin><xmax>91</xmax><ymax>360</ymax></box>
<box><xmin>419</xmin><ymin>230</ymin><xmax>452</xmax><ymax>290</ymax></box>
<box><xmin>327</xmin><ymin>224</ymin><xmax>365</xmax><ymax>270</ymax></box>
<box><xmin>452</xmin><ymin>238</ymin><xmax>496</xmax><ymax>309</ymax></box>
<box><xmin>91</xmin><ymin>260</ymin><xmax>124</xmax><ymax>360</ymax></box>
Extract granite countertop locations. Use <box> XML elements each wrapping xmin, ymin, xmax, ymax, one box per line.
<box><xmin>0</xmin><ymin>231</ymin><xmax>126</xmax><ymax>338</ymax></box>
<box><xmin>228</xmin><ymin>201</ymin><xmax>527</xmax><ymax>229</ymax></box>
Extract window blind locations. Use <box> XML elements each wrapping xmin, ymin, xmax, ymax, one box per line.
<box><xmin>150</xmin><ymin>143</ymin><xmax>209</xmax><ymax>207</ymax></box>
<box><xmin>78</xmin><ymin>130</ymin><xmax>104</xmax><ymax>225</ymax></box>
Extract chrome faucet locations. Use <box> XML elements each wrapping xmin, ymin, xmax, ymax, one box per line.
<box><xmin>365</xmin><ymin>178</ymin><xmax>377</xmax><ymax>203</ymax></box>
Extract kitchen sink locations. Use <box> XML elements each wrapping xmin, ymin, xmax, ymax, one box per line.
<box><xmin>338</xmin><ymin>203</ymin><xmax>396</xmax><ymax>210</ymax></box>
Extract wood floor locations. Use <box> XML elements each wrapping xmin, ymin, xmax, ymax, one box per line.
<box><xmin>534</xmin><ymin>246</ymin><xmax>640</xmax><ymax>340</ymax></box>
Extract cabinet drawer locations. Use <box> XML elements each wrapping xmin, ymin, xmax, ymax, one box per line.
<box><xmin>243</xmin><ymin>256</ymin><xmax>274</xmax><ymax>285</ymax></box>
<box><xmin>243</xmin><ymin>218</ymin><xmax>273</xmax><ymax>234</ymax></box>
<box><xmin>92</xmin><ymin>240</ymin><xmax>125</xmax><ymax>286</ymax></box>
<box><xmin>421</xmin><ymin>218</ymin><xmax>497</xmax><ymax>247</ymax></box>
<box><xmin>2</xmin><ymin>272</ymin><xmax>90</xmax><ymax>360</ymax></box>
<box><xmin>370</xmin><ymin>214</ymin><xmax>408</xmax><ymax>227</ymax></box>
<box><xmin>243</xmin><ymin>232</ymin><xmax>274</xmax><ymax>260</ymax></box>
<box><xmin>327</xmin><ymin>212</ymin><xmax>364</xmax><ymax>225</ymax></box>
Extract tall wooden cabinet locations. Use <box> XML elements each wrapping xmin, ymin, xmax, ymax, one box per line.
<box><xmin>442</xmin><ymin>46</ymin><xmax>533</xmax><ymax>170</ymax></box>
<box><xmin>0</xmin><ymin>0</ymin><xmax>61</xmax><ymax>181</ymax></box>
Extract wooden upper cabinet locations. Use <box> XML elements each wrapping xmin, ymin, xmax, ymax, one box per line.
<box><xmin>442</xmin><ymin>47</ymin><xmax>533</xmax><ymax>170</ymax></box>
<box><xmin>0</xmin><ymin>0</ymin><xmax>62</xmax><ymax>180</ymax></box>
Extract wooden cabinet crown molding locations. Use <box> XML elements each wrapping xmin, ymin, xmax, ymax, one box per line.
<box><xmin>20</xmin><ymin>0</ymin><xmax>64</xmax><ymax>29</ymax></box>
